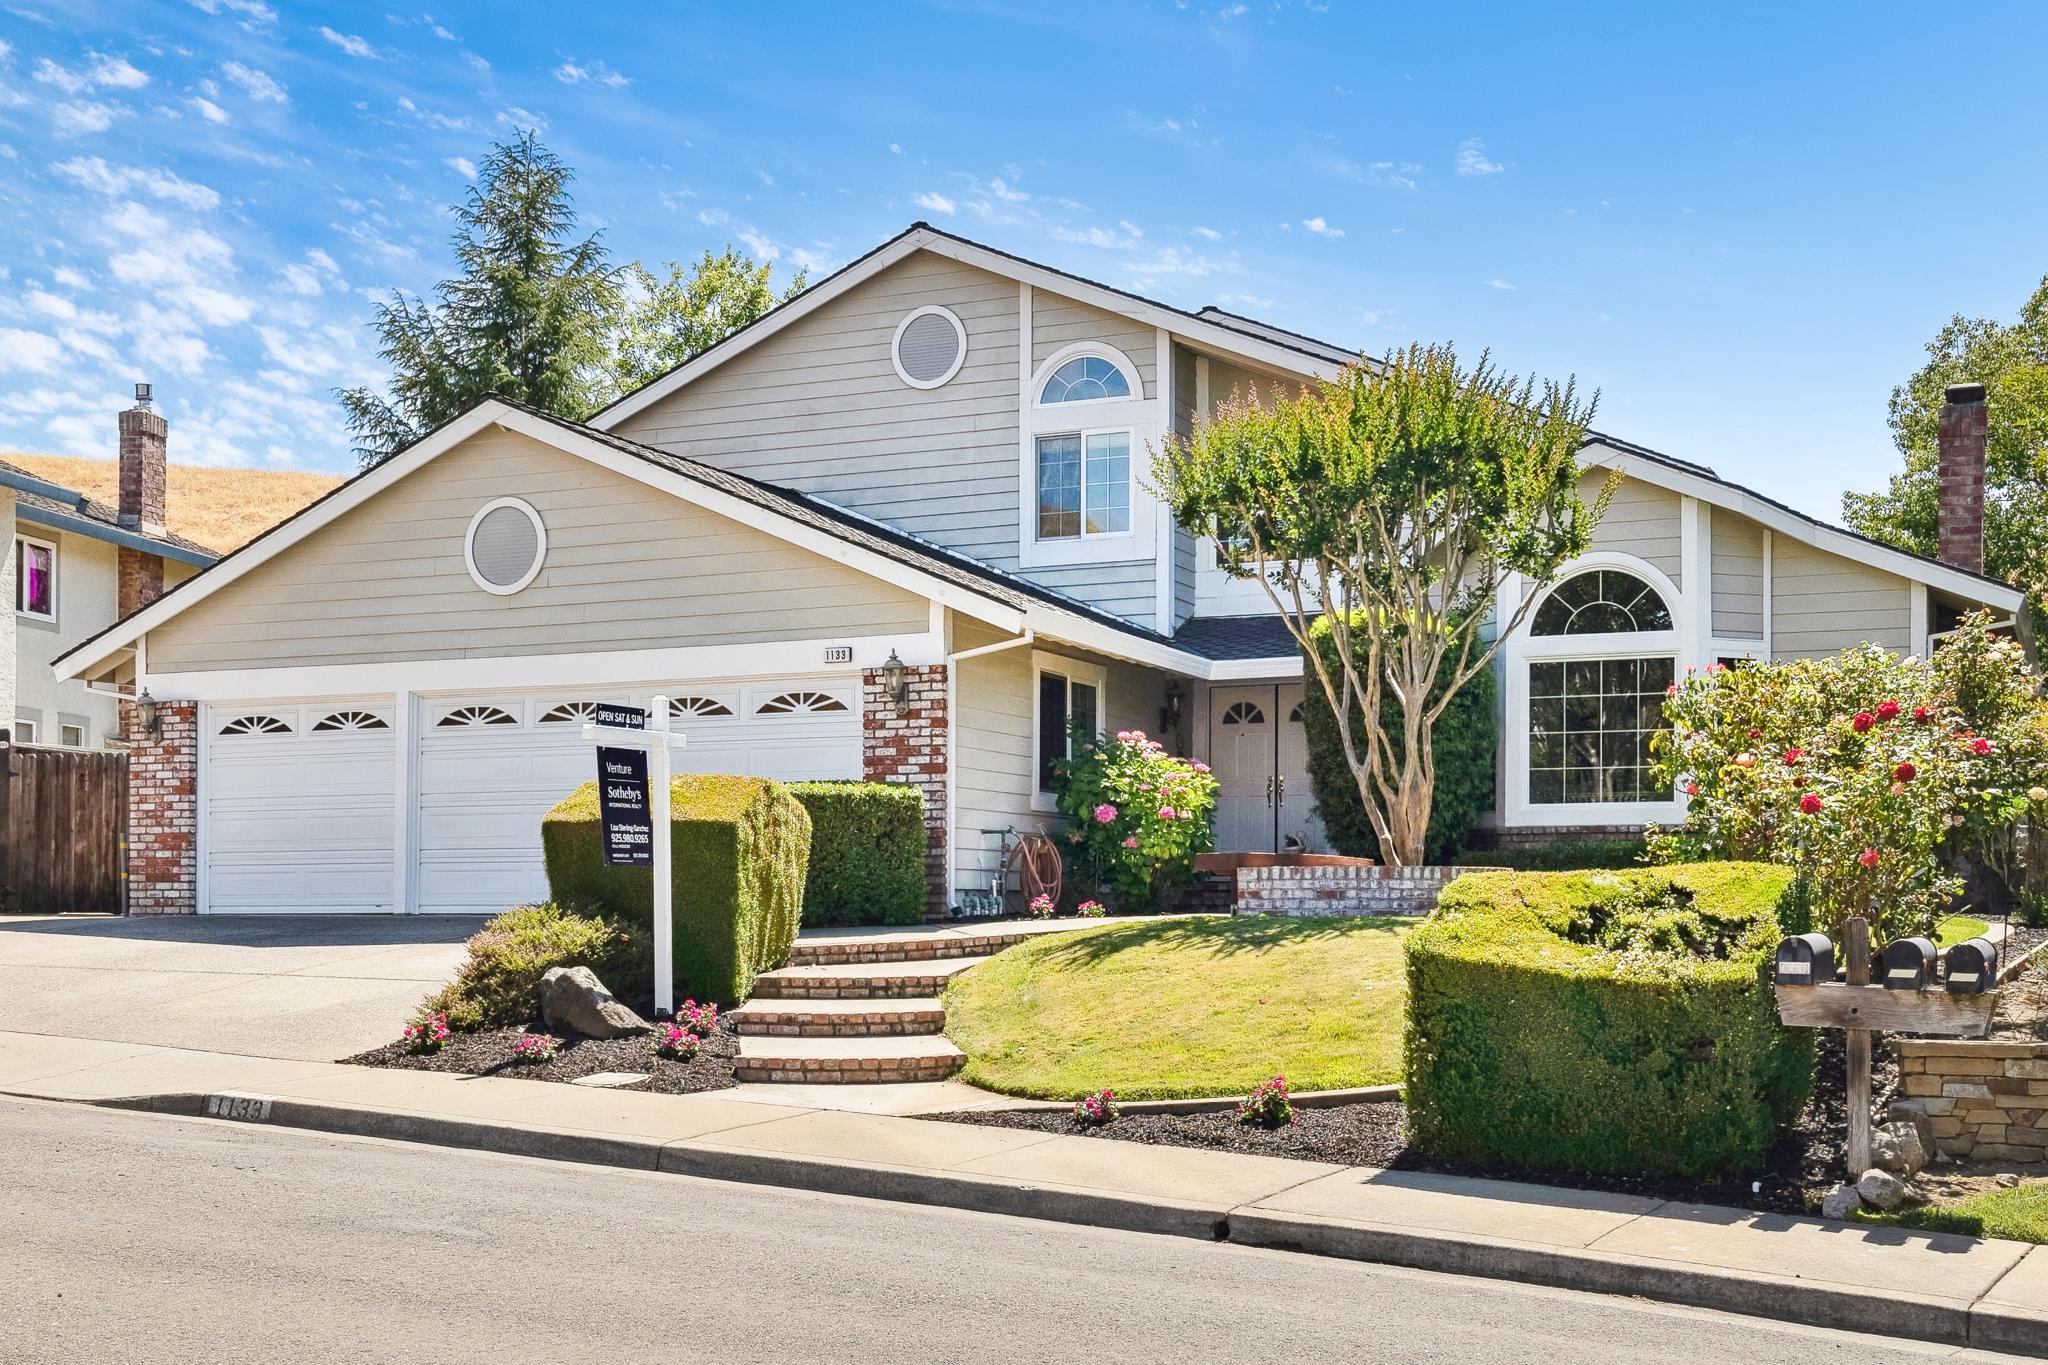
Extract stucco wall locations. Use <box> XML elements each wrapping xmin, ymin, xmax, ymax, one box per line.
<box><xmin>12</xmin><ymin>525</ymin><xmax>120</xmax><ymax>746</ymax></box>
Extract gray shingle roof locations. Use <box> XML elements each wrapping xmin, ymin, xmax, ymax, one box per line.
<box><xmin>1170</xmin><ymin>614</ymin><xmax>1300</xmax><ymax>661</ymax></box>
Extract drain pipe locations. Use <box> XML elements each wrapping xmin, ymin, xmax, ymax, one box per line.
<box><xmin>942</xmin><ymin>628</ymin><xmax>1036</xmax><ymax>914</ymax></box>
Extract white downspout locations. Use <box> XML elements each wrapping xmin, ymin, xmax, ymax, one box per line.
<box><xmin>942</xmin><ymin>627</ymin><xmax>1036</xmax><ymax>915</ymax></box>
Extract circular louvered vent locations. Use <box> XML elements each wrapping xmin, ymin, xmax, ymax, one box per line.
<box><xmin>465</xmin><ymin>497</ymin><xmax>547</xmax><ymax>595</ymax></box>
<box><xmin>891</xmin><ymin>305</ymin><xmax>967</xmax><ymax>388</ymax></box>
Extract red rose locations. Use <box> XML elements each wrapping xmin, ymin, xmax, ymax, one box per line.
<box><xmin>1894</xmin><ymin>762</ymin><xmax>1917</xmax><ymax>783</ymax></box>
<box><xmin>1973</xmin><ymin>738</ymin><xmax>1995</xmax><ymax>755</ymax></box>
<box><xmin>1747</xmin><ymin>728</ymin><xmax>1764</xmax><ymax>740</ymax></box>
<box><xmin>1876</xmin><ymin>701</ymin><xmax>1902</xmax><ymax>722</ymax></box>
<box><xmin>1859</xmin><ymin>848</ymin><xmax>1880</xmax><ymax>869</ymax></box>
<box><xmin>1684</xmin><ymin>781</ymin><xmax>1701</xmax><ymax>796</ymax></box>
<box><xmin>1783</xmin><ymin>748</ymin><xmax>1804</xmax><ymax>765</ymax></box>
<box><xmin>1799</xmin><ymin>793</ymin><xmax>1823</xmax><ymax>814</ymax></box>
<box><xmin>1912</xmin><ymin>706</ymin><xmax>1933</xmax><ymax>725</ymax></box>
<box><xmin>1852</xmin><ymin>712</ymin><xmax>1875</xmax><ymax>733</ymax></box>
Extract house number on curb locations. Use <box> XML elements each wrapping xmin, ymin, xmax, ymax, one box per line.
<box><xmin>205</xmin><ymin>1094</ymin><xmax>272</xmax><ymax>1121</ymax></box>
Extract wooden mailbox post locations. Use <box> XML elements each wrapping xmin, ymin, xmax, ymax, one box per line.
<box><xmin>1774</xmin><ymin>915</ymin><xmax>1997</xmax><ymax>1178</ymax></box>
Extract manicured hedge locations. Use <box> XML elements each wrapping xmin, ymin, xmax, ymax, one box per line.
<box><xmin>418</xmin><ymin>903</ymin><xmax>650</xmax><ymax>1032</ymax></box>
<box><xmin>1404</xmin><ymin>863</ymin><xmax>1814</xmax><ymax>1178</ymax></box>
<box><xmin>542</xmin><ymin>774</ymin><xmax>810</xmax><ymax>1005</ymax></box>
<box><xmin>787</xmin><ymin>781</ymin><xmax>927</xmax><ymax>927</ymax></box>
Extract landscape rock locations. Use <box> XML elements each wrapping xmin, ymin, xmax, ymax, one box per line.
<box><xmin>1820</xmin><ymin>1182</ymin><xmax>1864</xmax><ymax>1220</ymax></box>
<box><xmin>1884</xmin><ymin>1101</ymin><xmax>1938</xmax><ymax>1160</ymax></box>
<box><xmin>540</xmin><ymin>966</ymin><xmax>648</xmax><ymax>1039</ymax></box>
<box><xmin>1856</xmin><ymin>1168</ymin><xmax>1909</xmax><ymax>1211</ymax></box>
<box><xmin>1871</xmin><ymin>1120</ymin><xmax>1929</xmax><ymax>1177</ymax></box>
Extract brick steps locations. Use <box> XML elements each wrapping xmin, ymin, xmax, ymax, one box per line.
<box><xmin>750</xmin><ymin>956</ymin><xmax>991</xmax><ymax>1000</ymax></box>
<box><xmin>788</xmin><ymin>929</ymin><xmax>1040</xmax><ymax>967</ymax></box>
<box><xmin>733</xmin><ymin>1034</ymin><xmax>966</xmax><ymax>1085</ymax></box>
<box><xmin>726</xmin><ymin>997</ymin><xmax>946</xmax><ymax>1038</ymax></box>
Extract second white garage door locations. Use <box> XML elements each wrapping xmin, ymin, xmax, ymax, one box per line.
<box><xmin>413</xmin><ymin>678</ymin><xmax>861</xmax><ymax>914</ymax></box>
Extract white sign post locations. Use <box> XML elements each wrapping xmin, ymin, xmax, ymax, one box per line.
<box><xmin>582</xmin><ymin>695</ymin><xmax>688</xmax><ymax>1016</ymax></box>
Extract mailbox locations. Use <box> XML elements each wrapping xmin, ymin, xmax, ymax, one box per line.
<box><xmin>1880</xmin><ymin>937</ymin><xmax>1939</xmax><ymax>991</ymax></box>
<box><xmin>1945</xmin><ymin>938</ymin><xmax>2000</xmax><ymax>995</ymax></box>
<box><xmin>1775</xmin><ymin>933</ymin><xmax>1835</xmax><ymax>987</ymax></box>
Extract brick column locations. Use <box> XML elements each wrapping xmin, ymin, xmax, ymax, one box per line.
<box><xmin>861</xmin><ymin>663</ymin><xmax>948</xmax><ymax>919</ymax></box>
<box><xmin>125</xmin><ymin>699</ymin><xmax>197</xmax><ymax>914</ymax></box>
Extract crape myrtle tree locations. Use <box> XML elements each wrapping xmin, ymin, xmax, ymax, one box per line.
<box><xmin>1153</xmin><ymin>344</ymin><xmax>1611</xmax><ymax>867</ymax></box>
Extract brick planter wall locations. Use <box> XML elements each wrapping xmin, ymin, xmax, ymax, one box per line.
<box><xmin>1467</xmin><ymin>824</ymin><xmax>1643</xmax><ymax>853</ymax></box>
<box><xmin>1896</xmin><ymin>1038</ymin><xmax>2048</xmax><ymax>1162</ymax></box>
<box><xmin>861</xmin><ymin>662</ymin><xmax>948</xmax><ymax>919</ymax></box>
<box><xmin>126</xmin><ymin>699</ymin><xmax>197</xmax><ymax>915</ymax></box>
<box><xmin>1233</xmin><ymin>863</ymin><xmax>1494</xmax><ymax>918</ymax></box>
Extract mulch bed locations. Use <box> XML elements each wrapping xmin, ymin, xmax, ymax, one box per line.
<box><xmin>935</xmin><ymin>1027</ymin><xmax>1890</xmax><ymax>1217</ymax></box>
<box><xmin>343</xmin><ymin>1023</ymin><xmax>739</xmax><ymax>1095</ymax></box>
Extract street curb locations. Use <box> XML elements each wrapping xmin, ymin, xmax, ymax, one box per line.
<box><xmin>958</xmin><ymin>1083</ymin><xmax>1402</xmax><ymax>1117</ymax></box>
<box><xmin>84</xmin><ymin>1088</ymin><xmax>2048</xmax><ymax>1357</ymax></box>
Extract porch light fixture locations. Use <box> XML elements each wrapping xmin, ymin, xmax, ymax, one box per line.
<box><xmin>1159</xmin><ymin>681</ymin><xmax>1184</xmax><ymax>737</ymax></box>
<box><xmin>134</xmin><ymin>689</ymin><xmax>160</xmax><ymax>741</ymax></box>
<box><xmin>881</xmin><ymin>650</ymin><xmax>910</xmax><ymax>707</ymax></box>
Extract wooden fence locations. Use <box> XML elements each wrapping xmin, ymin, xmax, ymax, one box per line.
<box><xmin>0</xmin><ymin>741</ymin><xmax>127</xmax><ymax>914</ymax></box>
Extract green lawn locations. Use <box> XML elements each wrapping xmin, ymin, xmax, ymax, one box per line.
<box><xmin>1857</xmin><ymin>1183</ymin><xmax>2048</xmax><ymax>1243</ymax></box>
<box><xmin>943</xmin><ymin>915</ymin><xmax>1413</xmax><ymax>1101</ymax></box>
<box><xmin>1935</xmin><ymin>915</ymin><xmax>1990</xmax><ymax>948</ymax></box>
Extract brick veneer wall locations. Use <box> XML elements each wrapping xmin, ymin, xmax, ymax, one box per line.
<box><xmin>1232</xmin><ymin>863</ymin><xmax>1497</xmax><ymax>918</ymax></box>
<box><xmin>1896</xmin><ymin>1039</ymin><xmax>2048</xmax><ymax>1162</ymax></box>
<box><xmin>861</xmin><ymin>663</ymin><xmax>948</xmax><ymax>919</ymax></box>
<box><xmin>1467</xmin><ymin>824</ymin><xmax>1644</xmax><ymax>853</ymax></box>
<box><xmin>126</xmin><ymin>699</ymin><xmax>197</xmax><ymax>915</ymax></box>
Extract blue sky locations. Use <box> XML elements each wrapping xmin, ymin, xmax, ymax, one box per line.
<box><xmin>0</xmin><ymin>2</ymin><xmax>2044</xmax><ymax>523</ymax></box>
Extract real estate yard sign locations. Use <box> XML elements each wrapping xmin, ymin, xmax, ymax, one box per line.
<box><xmin>593</xmin><ymin>704</ymin><xmax>652</xmax><ymax>868</ymax></box>
<box><xmin>582</xmin><ymin>699</ymin><xmax>686</xmax><ymax>1015</ymax></box>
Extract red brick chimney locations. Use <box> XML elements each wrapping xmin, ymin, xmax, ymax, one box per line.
<box><xmin>1937</xmin><ymin>381</ymin><xmax>1987</xmax><ymax>575</ymax></box>
<box><xmin>117</xmin><ymin>382</ymin><xmax>168</xmax><ymax>617</ymax></box>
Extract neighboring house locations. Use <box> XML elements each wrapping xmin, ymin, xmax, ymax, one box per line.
<box><xmin>55</xmin><ymin>225</ymin><xmax>2025</xmax><ymax>917</ymax></box>
<box><xmin>2</xmin><ymin>391</ymin><xmax>214</xmax><ymax>749</ymax></box>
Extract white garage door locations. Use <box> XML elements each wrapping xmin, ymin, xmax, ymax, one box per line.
<box><xmin>414</xmin><ymin>678</ymin><xmax>861</xmax><ymax>915</ymax></box>
<box><xmin>202</xmin><ymin>703</ymin><xmax>399</xmax><ymax>914</ymax></box>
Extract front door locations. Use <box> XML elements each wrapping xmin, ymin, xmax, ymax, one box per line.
<box><xmin>1275</xmin><ymin>683</ymin><xmax>1322</xmax><ymax>851</ymax></box>
<box><xmin>1208</xmin><ymin>683</ymin><xmax>1327</xmax><ymax>854</ymax></box>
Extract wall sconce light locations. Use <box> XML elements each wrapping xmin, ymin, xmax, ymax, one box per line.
<box><xmin>881</xmin><ymin>650</ymin><xmax>910</xmax><ymax>707</ymax></box>
<box><xmin>134</xmin><ymin>688</ymin><xmax>161</xmax><ymax>741</ymax></box>
<box><xmin>1159</xmin><ymin>681</ymin><xmax>1185</xmax><ymax>737</ymax></box>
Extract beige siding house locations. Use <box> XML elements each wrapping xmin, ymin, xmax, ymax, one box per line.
<box><xmin>58</xmin><ymin>224</ymin><xmax>2025</xmax><ymax>916</ymax></box>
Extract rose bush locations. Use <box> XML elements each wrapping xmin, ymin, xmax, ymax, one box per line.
<box><xmin>1054</xmin><ymin>727</ymin><xmax>1218</xmax><ymax>910</ymax></box>
<box><xmin>1649</xmin><ymin>613</ymin><xmax>2047</xmax><ymax>940</ymax></box>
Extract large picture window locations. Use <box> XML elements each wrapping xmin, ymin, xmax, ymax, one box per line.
<box><xmin>1527</xmin><ymin>656</ymin><xmax>1675</xmax><ymax>804</ymax></box>
<box><xmin>1035</xmin><ymin>431</ymin><xmax>1130</xmax><ymax>540</ymax></box>
<box><xmin>14</xmin><ymin>535</ymin><xmax>55</xmax><ymax>621</ymax></box>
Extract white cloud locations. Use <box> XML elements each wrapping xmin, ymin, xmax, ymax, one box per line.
<box><xmin>52</xmin><ymin>156</ymin><xmax>222</xmax><ymax>211</ymax></box>
<box><xmin>444</xmin><ymin>155</ymin><xmax>475</xmax><ymax>178</ymax></box>
<box><xmin>105</xmin><ymin>200</ymin><xmax>253</xmax><ymax>326</ymax></box>
<box><xmin>1192</xmin><ymin>225</ymin><xmax>1222</xmax><ymax>241</ymax></box>
<box><xmin>1127</xmin><ymin>246</ymin><xmax>1229</xmax><ymax>279</ymax></box>
<box><xmin>0</xmin><ymin>327</ymin><xmax>65</xmax><ymax>374</ymax></box>
<box><xmin>24</xmin><ymin>288</ymin><xmax>75</xmax><ymax>319</ymax></box>
<box><xmin>51</xmin><ymin>265</ymin><xmax>90</xmax><ymax>289</ymax></box>
<box><xmin>696</xmin><ymin>207</ymin><xmax>729</xmax><ymax>227</ymax></box>
<box><xmin>277</xmin><ymin>262</ymin><xmax>322</xmax><ymax>295</ymax></box>
<box><xmin>1216</xmin><ymin>291</ymin><xmax>1277</xmax><ymax>312</ymax></box>
<box><xmin>911</xmin><ymin>191</ymin><xmax>955</xmax><ymax>215</ymax></box>
<box><xmin>497</xmin><ymin>104</ymin><xmax>546</xmax><ymax>133</ymax></box>
<box><xmin>1053</xmin><ymin>220</ymin><xmax>1144</xmax><ymax>250</ymax></box>
<box><xmin>1455</xmin><ymin>137</ymin><xmax>1503</xmax><ymax>176</ymax></box>
<box><xmin>33</xmin><ymin>53</ymin><xmax>148</xmax><ymax>94</ymax></box>
<box><xmin>888</xmin><ymin>142</ymin><xmax>902</xmax><ymax>155</ymax></box>
<box><xmin>789</xmin><ymin>246</ymin><xmax>832</xmax><ymax>274</ymax></box>
<box><xmin>1301</xmin><ymin>216</ymin><xmax>1345</xmax><ymax>238</ymax></box>
<box><xmin>988</xmin><ymin>178</ymin><xmax>1029</xmax><ymax>203</ymax></box>
<box><xmin>553</xmin><ymin>59</ymin><xmax>627</xmax><ymax>88</ymax></box>
<box><xmin>1486</xmin><ymin>277</ymin><xmax>1516</xmax><ymax>290</ymax></box>
<box><xmin>51</xmin><ymin>102</ymin><xmax>122</xmax><ymax>137</ymax></box>
<box><xmin>220</xmin><ymin>61</ymin><xmax>287</xmax><ymax>103</ymax></box>
<box><xmin>736</xmin><ymin>227</ymin><xmax>778</xmax><ymax>262</ymax></box>
<box><xmin>318</xmin><ymin>27</ymin><xmax>376</xmax><ymax>58</ymax></box>
<box><xmin>188</xmin><ymin>95</ymin><xmax>228</xmax><ymax>124</ymax></box>
<box><xmin>187</xmin><ymin>0</ymin><xmax>277</xmax><ymax>26</ymax></box>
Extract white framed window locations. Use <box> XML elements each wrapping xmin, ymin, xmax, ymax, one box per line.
<box><xmin>11</xmin><ymin>718</ymin><xmax>37</xmax><ymax>744</ymax></box>
<box><xmin>14</xmin><ymin>533</ymin><xmax>56</xmax><ymax>622</ymax></box>
<box><xmin>1019</xmin><ymin>341</ymin><xmax>1155</xmax><ymax>569</ymax></box>
<box><xmin>1031</xmin><ymin>652</ymin><xmax>1107</xmax><ymax>809</ymax></box>
<box><xmin>60</xmin><ymin>723</ymin><xmax>86</xmax><ymax>747</ymax></box>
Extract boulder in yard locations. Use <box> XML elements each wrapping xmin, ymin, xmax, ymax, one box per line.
<box><xmin>1871</xmin><ymin>1120</ymin><xmax>1929</xmax><ymax>1177</ymax></box>
<box><xmin>1884</xmin><ymin>1101</ymin><xmax>1938</xmax><ymax>1162</ymax></box>
<box><xmin>1856</xmin><ymin>1168</ymin><xmax>1909</xmax><ymax>1211</ymax></box>
<box><xmin>1820</xmin><ymin>1182</ymin><xmax>1863</xmax><ymax>1220</ymax></box>
<box><xmin>540</xmin><ymin>965</ymin><xmax>649</xmax><ymax>1039</ymax></box>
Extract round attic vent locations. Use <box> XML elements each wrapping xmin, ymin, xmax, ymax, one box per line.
<box><xmin>465</xmin><ymin>497</ymin><xmax>547</xmax><ymax>595</ymax></box>
<box><xmin>891</xmin><ymin>305</ymin><xmax>967</xmax><ymax>388</ymax></box>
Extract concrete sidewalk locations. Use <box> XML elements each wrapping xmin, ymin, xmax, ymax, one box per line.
<box><xmin>4</xmin><ymin>1026</ymin><xmax>2045</xmax><ymax>1357</ymax></box>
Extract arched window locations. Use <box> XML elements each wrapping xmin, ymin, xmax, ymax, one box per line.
<box><xmin>1532</xmin><ymin>569</ymin><xmax>1673</xmax><ymax>636</ymax></box>
<box><xmin>1039</xmin><ymin>355</ymin><xmax>1130</xmax><ymax>404</ymax></box>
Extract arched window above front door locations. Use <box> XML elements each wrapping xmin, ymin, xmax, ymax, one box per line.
<box><xmin>1532</xmin><ymin>569</ymin><xmax>1673</xmax><ymax>636</ymax></box>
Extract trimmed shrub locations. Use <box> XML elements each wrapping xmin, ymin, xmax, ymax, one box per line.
<box><xmin>1404</xmin><ymin>862</ymin><xmax>1814</xmax><ymax>1178</ymax></box>
<box><xmin>1449</xmin><ymin>836</ymin><xmax>1649</xmax><ymax>872</ymax></box>
<box><xmin>542</xmin><ymin>774</ymin><xmax>810</xmax><ymax>1005</ymax></box>
<box><xmin>1299</xmin><ymin>612</ymin><xmax>1497</xmax><ymax>864</ymax></box>
<box><xmin>786</xmin><ymin>781</ymin><xmax>926</xmax><ymax>926</ymax></box>
<box><xmin>418</xmin><ymin>903</ymin><xmax>650</xmax><ymax>1032</ymax></box>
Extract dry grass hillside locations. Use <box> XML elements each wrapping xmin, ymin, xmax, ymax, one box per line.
<box><xmin>4</xmin><ymin>455</ymin><xmax>346</xmax><ymax>554</ymax></box>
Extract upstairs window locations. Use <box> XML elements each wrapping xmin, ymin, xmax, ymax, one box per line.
<box><xmin>1040</xmin><ymin>355</ymin><xmax>1130</xmax><ymax>404</ymax></box>
<box><xmin>1532</xmin><ymin>569</ymin><xmax>1672</xmax><ymax>636</ymax></box>
<box><xmin>1036</xmin><ymin>432</ymin><xmax>1130</xmax><ymax>539</ymax></box>
<box><xmin>14</xmin><ymin>535</ymin><xmax>54</xmax><ymax>622</ymax></box>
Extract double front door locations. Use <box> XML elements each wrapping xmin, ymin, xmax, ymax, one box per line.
<box><xmin>1208</xmin><ymin>683</ymin><xmax>1323</xmax><ymax>854</ymax></box>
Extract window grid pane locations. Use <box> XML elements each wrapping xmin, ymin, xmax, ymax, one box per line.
<box><xmin>1036</xmin><ymin>435</ymin><xmax>1081</xmax><ymax>539</ymax></box>
<box><xmin>1082</xmin><ymin>432</ymin><xmax>1130</xmax><ymax>535</ymax></box>
<box><xmin>1527</xmin><ymin>654</ymin><xmax>1674</xmax><ymax>805</ymax></box>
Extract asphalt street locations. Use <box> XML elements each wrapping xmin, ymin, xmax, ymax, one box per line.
<box><xmin>0</xmin><ymin>1097</ymin><xmax>2028</xmax><ymax>1364</ymax></box>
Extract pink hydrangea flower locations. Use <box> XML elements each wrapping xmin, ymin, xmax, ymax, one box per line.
<box><xmin>1158</xmin><ymin>806</ymin><xmax>1177</xmax><ymax>820</ymax></box>
<box><xmin>1122</xmin><ymin>836</ymin><xmax>1138</xmax><ymax>849</ymax></box>
<box><xmin>1192</xmin><ymin>761</ymin><xmax>1211</xmax><ymax>773</ymax></box>
<box><xmin>1093</xmin><ymin>803</ymin><xmax>1118</xmax><ymax>823</ymax></box>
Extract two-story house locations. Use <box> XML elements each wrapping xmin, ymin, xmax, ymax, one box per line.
<box><xmin>55</xmin><ymin>225</ymin><xmax>2024</xmax><ymax>916</ymax></box>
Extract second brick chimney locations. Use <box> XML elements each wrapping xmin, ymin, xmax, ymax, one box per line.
<box><xmin>1937</xmin><ymin>381</ymin><xmax>1988</xmax><ymax>576</ymax></box>
<box><xmin>117</xmin><ymin>382</ymin><xmax>168</xmax><ymax>617</ymax></box>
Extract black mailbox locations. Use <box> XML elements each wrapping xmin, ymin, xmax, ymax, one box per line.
<box><xmin>1881</xmin><ymin>937</ymin><xmax>1938</xmax><ymax>991</ymax></box>
<box><xmin>1775</xmin><ymin>933</ymin><xmax>1835</xmax><ymax>987</ymax></box>
<box><xmin>1946</xmin><ymin>938</ymin><xmax>2000</xmax><ymax>994</ymax></box>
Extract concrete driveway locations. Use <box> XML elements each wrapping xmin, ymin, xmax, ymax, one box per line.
<box><xmin>0</xmin><ymin>915</ymin><xmax>484</xmax><ymax>1061</ymax></box>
